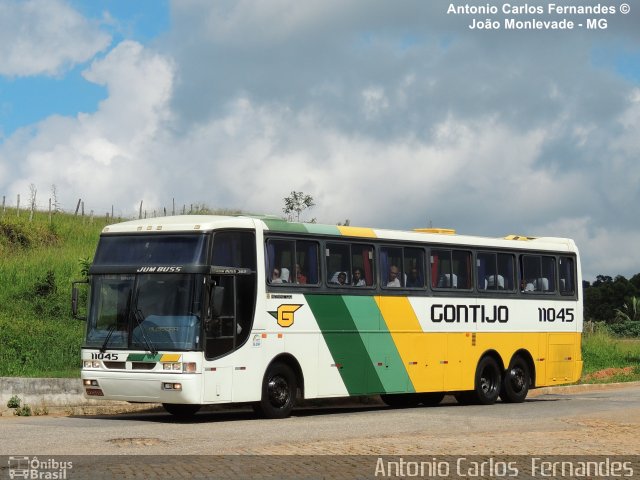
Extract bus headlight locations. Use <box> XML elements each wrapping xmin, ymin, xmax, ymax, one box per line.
<box><xmin>182</xmin><ymin>362</ymin><xmax>196</xmax><ymax>373</ymax></box>
<box><xmin>162</xmin><ymin>383</ymin><xmax>182</xmax><ymax>391</ymax></box>
<box><xmin>83</xmin><ymin>360</ymin><xmax>100</xmax><ymax>369</ymax></box>
<box><xmin>162</xmin><ymin>362</ymin><xmax>197</xmax><ymax>373</ymax></box>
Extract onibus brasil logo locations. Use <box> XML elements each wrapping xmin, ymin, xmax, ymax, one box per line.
<box><xmin>8</xmin><ymin>456</ymin><xmax>73</xmax><ymax>479</ymax></box>
<box><xmin>268</xmin><ymin>304</ymin><xmax>302</xmax><ymax>327</ymax></box>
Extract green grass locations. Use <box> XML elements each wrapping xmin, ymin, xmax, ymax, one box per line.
<box><xmin>0</xmin><ymin>209</ymin><xmax>104</xmax><ymax>377</ymax></box>
<box><xmin>581</xmin><ymin>326</ymin><xmax>640</xmax><ymax>383</ymax></box>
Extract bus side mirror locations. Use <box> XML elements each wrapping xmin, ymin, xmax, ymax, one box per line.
<box><xmin>71</xmin><ymin>280</ymin><xmax>89</xmax><ymax>320</ymax></box>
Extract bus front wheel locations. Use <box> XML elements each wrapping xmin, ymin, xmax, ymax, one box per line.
<box><xmin>500</xmin><ymin>356</ymin><xmax>530</xmax><ymax>403</ymax></box>
<box><xmin>474</xmin><ymin>356</ymin><xmax>501</xmax><ymax>405</ymax></box>
<box><xmin>255</xmin><ymin>362</ymin><xmax>297</xmax><ymax>419</ymax></box>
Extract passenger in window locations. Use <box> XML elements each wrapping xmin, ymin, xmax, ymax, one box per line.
<box><xmin>271</xmin><ymin>269</ymin><xmax>283</xmax><ymax>284</ymax></box>
<box><xmin>352</xmin><ymin>268</ymin><xmax>366</xmax><ymax>286</ymax></box>
<box><xmin>520</xmin><ymin>279</ymin><xmax>534</xmax><ymax>292</ymax></box>
<box><xmin>295</xmin><ymin>264</ymin><xmax>307</xmax><ymax>284</ymax></box>
<box><xmin>337</xmin><ymin>271</ymin><xmax>348</xmax><ymax>286</ymax></box>
<box><xmin>406</xmin><ymin>268</ymin><xmax>421</xmax><ymax>287</ymax></box>
<box><xmin>387</xmin><ymin>265</ymin><xmax>401</xmax><ymax>287</ymax></box>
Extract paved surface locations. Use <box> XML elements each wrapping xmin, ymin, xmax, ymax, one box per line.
<box><xmin>1</xmin><ymin>384</ymin><xmax>639</xmax><ymax>479</ymax></box>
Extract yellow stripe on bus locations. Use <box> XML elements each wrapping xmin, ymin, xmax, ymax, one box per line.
<box><xmin>374</xmin><ymin>296</ymin><xmax>445</xmax><ymax>392</ymax></box>
<box><xmin>160</xmin><ymin>354</ymin><xmax>182</xmax><ymax>362</ymax></box>
<box><xmin>337</xmin><ymin>226</ymin><xmax>377</xmax><ymax>238</ymax></box>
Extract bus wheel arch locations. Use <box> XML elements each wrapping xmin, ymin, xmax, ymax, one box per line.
<box><xmin>254</xmin><ymin>354</ymin><xmax>303</xmax><ymax>419</ymax></box>
<box><xmin>500</xmin><ymin>350</ymin><xmax>534</xmax><ymax>403</ymax></box>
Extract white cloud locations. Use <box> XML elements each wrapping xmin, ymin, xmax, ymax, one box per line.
<box><xmin>0</xmin><ymin>0</ymin><xmax>111</xmax><ymax>77</ymax></box>
<box><xmin>0</xmin><ymin>40</ymin><xmax>174</xmax><ymax>215</ymax></box>
<box><xmin>1</xmin><ymin>1</ymin><xmax>640</xmax><ymax>282</ymax></box>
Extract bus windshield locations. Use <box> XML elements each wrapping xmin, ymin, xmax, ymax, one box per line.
<box><xmin>93</xmin><ymin>234</ymin><xmax>208</xmax><ymax>266</ymax></box>
<box><xmin>85</xmin><ymin>273</ymin><xmax>204</xmax><ymax>351</ymax></box>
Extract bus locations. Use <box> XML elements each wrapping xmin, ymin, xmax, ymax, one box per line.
<box><xmin>74</xmin><ymin>214</ymin><xmax>583</xmax><ymax>418</ymax></box>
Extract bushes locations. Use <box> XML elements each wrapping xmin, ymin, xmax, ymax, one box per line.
<box><xmin>0</xmin><ymin>210</ymin><xmax>101</xmax><ymax>377</ymax></box>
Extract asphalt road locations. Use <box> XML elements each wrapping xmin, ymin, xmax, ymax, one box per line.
<box><xmin>1</xmin><ymin>384</ymin><xmax>639</xmax><ymax>457</ymax></box>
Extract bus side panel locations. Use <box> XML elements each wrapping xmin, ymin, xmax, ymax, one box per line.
<box><xmin>546</xmin><ymin>332</ymin><xmax>581</xmax><ymax>385</ymax></box>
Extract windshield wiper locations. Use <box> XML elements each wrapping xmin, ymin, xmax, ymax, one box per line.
<box><xmin>100</xmin><ymin>324</ymin><xmax>117</xmax><ymax>353</ymax></box>
<box><xmin>133</xmin><ymin>307</ymin><xmax>158</xmax><ymax>356</ymax></box>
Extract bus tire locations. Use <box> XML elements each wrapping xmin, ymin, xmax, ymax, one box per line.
<box><xmin>417</xmin><ymin>392</ymin><xmax>445</xmax><ymax>407</ymax></box>
<box><xmin>255</xmin><ymin>362</ymin><xmax>297</xmax><ymax>419</ymax></box>
<box><xmin>472</xmin><ymin>356</ymin><xmax>502</xmax><ymax>405</ymax></box>
<box><xmin>500</xmin><ymin>356</ymin><xmax>530</xmax><ymax>403</ymax></box>
<box><xmin>380</xmin><ymin>393</ymin><xmax>420</xmax><ymax>408</ymax></box>
<box><xmin>162</xmin><ymin>403</ymin><xmax>201</xmax><ymax>418</ymax></box>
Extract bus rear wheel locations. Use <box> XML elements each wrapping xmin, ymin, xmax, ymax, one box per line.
<box><xmin>162</xmin><ymin>403</ymin><xmax>201</xmax><ymax>418</ymax></box>
<box><xmin>255</xmin><ymin>362</ymin><xmax>297</xmax><ymax>419</ymax></box>
<box><xmin>500</xmin><ymin>356</ymin><xmax>530</xmax><ymax>403</ymax></box>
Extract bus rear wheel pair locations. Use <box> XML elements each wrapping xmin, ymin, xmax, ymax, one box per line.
<box><xmin>455</xmin><ymin>355</ymin><xmax>531</xmax><ymax>405</ymax></box>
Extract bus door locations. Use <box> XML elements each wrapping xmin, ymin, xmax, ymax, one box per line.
<box><xmin>203</xmin><ymin>269</ymin><xmax>255</xmax><ymax>402</ymax></box>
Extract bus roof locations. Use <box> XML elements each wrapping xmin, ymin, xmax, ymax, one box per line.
<box><xmin>101</xmin><ymin>215</ymin><xmax>578</xmax><ymax>253</ymax></box>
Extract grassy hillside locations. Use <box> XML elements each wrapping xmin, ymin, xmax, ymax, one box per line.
<box><xmin>0</xmin><ymin>209</ymin><xmax>103</xmax><ymax>377</ymax></box>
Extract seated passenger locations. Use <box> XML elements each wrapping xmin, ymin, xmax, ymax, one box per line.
<box><xmin>271</xmin><ymin>268</ymin><xmax>283</xmax><ymax>284</ymax></box>
<box><xmin>295</xmin><ymin>264</ymin><xmax>307</xmax><ymax>284</ymax></box>
<box><xmin>406</xmin><ymin>268</ymin><xmax>421</xmax><ymax>287</ymax></box>
<box><xmin>387</xmin><ymin>265</ymin><xmax>401</xmax><ymax>287</ymax></box>
<box><xmin>352</xmin><ymin>268</ymin><xmax>366</xmax><ymax>286</ymax></box>
<box><xmin>336</xmin><ymin>271</ymin><xmax>348</xmax><ymax>286</ymax></box>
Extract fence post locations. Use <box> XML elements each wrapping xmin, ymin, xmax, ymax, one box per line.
<box><xmin>74</xmin><ymin>199</ymin><xmax>81</xmax><ymax>216</ymax></box>
<box><xmin>139</xmin><ymin>201</ymin><xmax>143</xmax><ymax>219</ymax></box>
<box><xmin>17</xmin><ymin>194</ymin><xmax>20</xmax><ymax>217</ymax></box>
<box><xmin>81</xmin><ymin>201</ymin><xmax>85</xmax><ymax>217</ymax></box>
<box><xmin>49</xmin><ymin>198</ymin><xmax>52</xmax><ymax>223</ymax></box>
<box><xmin>2</xmin><ymin>195</ymin><xmax>5</xmax><ymax>217</ymax></box>
<box><xmin>172</xmin><ymin>198</ymin><xmax>175</xmax><ymax>216</ymax></box>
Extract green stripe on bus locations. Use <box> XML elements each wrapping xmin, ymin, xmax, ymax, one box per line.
<box><xmin>342</xmin><ymin>296</ymin><xmax>414</xmax><ymax>394</ymax></box>
<box><xmin>304</xmin><ymin>224</ymin><xmax>342</xmax><ymax>236</ymax></box>
<box><xmin>305</xmin><ymin>295</ymin><xmax>382</xmax><ymax>395</ymax></box>
<box><xmin>127</xmin><ymin>353</ymin><xmax>161</xmax><ymax>362</ymax></box>
<box><xmin>262</xmin><ymin>218</ymin><xmax>308</xmax><ymax>233</ymax></box>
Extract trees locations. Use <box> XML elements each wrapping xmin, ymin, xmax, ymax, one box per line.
<box><xmin>584</xmin><ymin>274</ymin><xmax>640</xmax><ymax>323</ymax></box>
<box><xmin>282</xmin><ymin>191</ymin><xmax>315</xmax><ymax>222</ymax></box>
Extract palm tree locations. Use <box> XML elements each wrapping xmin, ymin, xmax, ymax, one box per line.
<box><xmin>614</xmin><ymin>296</ymin><xmax>640</xmax><ymax>322</ymax></box>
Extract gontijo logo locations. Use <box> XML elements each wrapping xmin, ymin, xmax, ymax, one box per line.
<box><xmin>268</xmin><ymin>304</ymin><xmax>302</xmax><ymax>327</ymax></box>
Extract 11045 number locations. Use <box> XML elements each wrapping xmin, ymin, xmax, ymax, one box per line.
<box><xmin>538</xmin><ymin>307</ymin><xmax>574</xmax><ymax>322</ymax></box>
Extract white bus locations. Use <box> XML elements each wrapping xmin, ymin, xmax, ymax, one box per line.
<box><xmin>74</xmin><ymin>215</ymin><xmax>583</xmax><ymax>418</ymax></box>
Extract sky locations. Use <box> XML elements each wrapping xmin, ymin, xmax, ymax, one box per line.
<box><xmin>0</xmin><ymin>0</ymin><xmax>639</xmax><ymax>282</ymax></box>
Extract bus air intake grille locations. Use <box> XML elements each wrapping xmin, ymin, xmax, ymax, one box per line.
<box><xmin>132</xmin><ymin>362</ymin><xmax>156</xmax><ymax>370</ymax></box>
<box><xmin>103</xmin><ymin>361</ymin><xmax>126</xmax><ymax>369</ymax></box>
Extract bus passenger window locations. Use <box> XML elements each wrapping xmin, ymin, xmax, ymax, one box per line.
<box><xmin>266</xmin><ymin>239</ymin><xmax>319</xmax><ymax>286</ymax></box>
<box><xmin>326</xmin><ymin>243</ymin><xmax>375</xmax><ymax>287</ymax></box>
<box><xmin>559</xmin><ymin>257</ymin><xmax>575</xmax><ymax>295</ymax></box>
<box><xmin>521</xmin><ymin>255</ymin><xmax>556</xmax><ymax>293</ymax></box>
<box><xmin>380</xmin><ymin>247</ymin><xmax>403</xmax><ymax>288</ymax></box>
<box><xmin>477</xmin><ymin>252</ymin><xmax>515</xmax><ymax>292</ymax></box>
<box><xmin>404</xmin><ymin>248</ymin><xmax>425</xmax><ymax>288</ymax></box>
<box><xmin>431</xmin><ymin>249</ymin><xmax>472</xmax><ymax>290</ymax></box>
